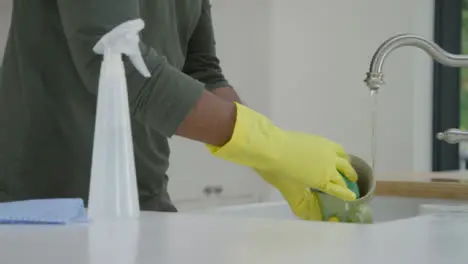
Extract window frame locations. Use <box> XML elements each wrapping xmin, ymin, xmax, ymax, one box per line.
<box><xmin>432</xmin><ymin>0</ymin><xmax>462</xmax><ymax>171</ymax></box>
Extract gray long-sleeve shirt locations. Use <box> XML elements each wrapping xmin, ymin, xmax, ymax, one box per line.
<box><xmin>0</xmin><ymin>0</ymin><xmax>230</xmax><ymax>211</ymax></box>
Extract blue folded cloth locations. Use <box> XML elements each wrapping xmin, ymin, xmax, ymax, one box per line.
<box><xmin>0</xmin><ymin>198</ymin><xmax>88</xmax><ymax>224</ymax></box>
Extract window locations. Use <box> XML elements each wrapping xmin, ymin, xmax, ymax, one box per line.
<box><xmin>432</xmin><ymin>0</ymin><xmax>462</xmax><ymax>171</ymax></box>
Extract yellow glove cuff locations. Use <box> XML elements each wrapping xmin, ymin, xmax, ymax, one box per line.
<box><xmin>206</xmin><ymin>102</ymin><xmax>281</xmax><ymax>169</ymax></box>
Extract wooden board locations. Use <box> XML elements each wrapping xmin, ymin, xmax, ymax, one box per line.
<box><xmin>376</xmin><ymin>181</ymin><xmax>468</xmax><ymax>200</ymax></box>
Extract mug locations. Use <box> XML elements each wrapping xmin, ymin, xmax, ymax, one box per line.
<box><xmin>312</xmin><ymin>155</ymin><xmax>375</xmax><ymax>223</ymax></box>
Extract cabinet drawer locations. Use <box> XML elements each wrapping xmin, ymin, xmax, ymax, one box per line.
<box><xmin>211</xmin><ymin>193</ymin><xmax>259</xmax><ymax>208</ymax></box>
<box><xmin>167</xmin><ymin>137</ymin><xmax>269</xmax><ymax>206</ymax></box>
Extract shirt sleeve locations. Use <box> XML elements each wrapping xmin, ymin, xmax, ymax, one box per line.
<box><xmin>56</xmin><ymin>0</ymin><xmax>205</xmax><ymax>137</ymax></box>
<box><xmin>182</xmin><ymin>0</ymin><xmax>231</xmax><ymax>91</ymax></box>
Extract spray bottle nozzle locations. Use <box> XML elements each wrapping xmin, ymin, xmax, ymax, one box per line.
<box><xmin>93</xmin><ymin>19</ymin><xmax>151</xmax><ymax>77</ymax></box>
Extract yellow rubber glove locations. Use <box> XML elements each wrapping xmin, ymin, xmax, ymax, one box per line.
<box><xmin>208</xmin><ymin>102</ymin><xmax>358</xmax><ymax>201</ymax></box>
<box><xmin>255</xmin><ymin>170</ymin><xmax>324</xmax><ymax>220</ymax></box>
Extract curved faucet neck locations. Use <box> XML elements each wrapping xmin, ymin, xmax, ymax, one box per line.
<box><xmin>369</xmin><ymin>34</ymin><xmax>468</xmax><ymax>73</ymax></box>
<box><xmin>364</xmin><ymin>33</ymin><xmax>468</xmax><ymax>144</ymax></box>
<box><xmin>365</xmin><ymin>34</ymin><xmax>468</xmax><ymax>91</ymax></box>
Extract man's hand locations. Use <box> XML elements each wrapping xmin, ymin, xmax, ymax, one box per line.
<box><xmin>208</xmin><ymin>87</ymin><xmax>323</xmax><ymax>220</ymax></box>
<box><xmin>207</xmin><ymin>103</ymin><xmax>358</xmax><ymax>202</ymax></box>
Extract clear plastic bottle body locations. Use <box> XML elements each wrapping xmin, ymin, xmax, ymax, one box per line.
<box><xmin>87</xmin><ymin>19</ymin><xmax>150</xmax><ymax>221</ymax></box>
<box><xmin>88</xmin><ymin>52</ymin><xmax>140</xmax><ymax>220</ymax></box>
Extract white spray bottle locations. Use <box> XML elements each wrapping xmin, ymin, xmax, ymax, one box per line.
<box><xmin>87</xmin><ymin>19</ymin><xmax>150</xmax><ymax>220</ymax></box>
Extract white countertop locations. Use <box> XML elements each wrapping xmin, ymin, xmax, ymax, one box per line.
<box><xmin>0</xmin><ymin>211</ymin><xmax>467</xmax><ymax>264</ymax></box>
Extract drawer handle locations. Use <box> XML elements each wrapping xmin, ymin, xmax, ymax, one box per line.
<box><xmin>213</xmin><ymin>186</ymin><xmax>223</xmax><ymax>195</ymax></box>
<box><xmin>203</xmin><ymin>186</ymin><xmax>224</xmax><ymax>196</ymax></box>
<box><xmin>203</xmin><ymin>186</ymin><xmax>214</xmax><ymax>196</ymax></box>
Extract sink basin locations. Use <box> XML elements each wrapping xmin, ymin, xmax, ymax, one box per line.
<box><xmin>196</xmin><ymin>196</ymin><xmax>468</xmax><ymax>223</ymax></box>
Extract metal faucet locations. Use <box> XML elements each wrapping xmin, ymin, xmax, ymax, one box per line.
<box><xmin>364</xmin><ymin>34</ymin><xmax>468</xmax><ymax>144</ymax></box>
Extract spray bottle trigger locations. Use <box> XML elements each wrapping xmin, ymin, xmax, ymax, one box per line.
<box><xmin>129</xmin><ymin>53</ymin><xmax>151</xmax><ymax>77</ymax></box>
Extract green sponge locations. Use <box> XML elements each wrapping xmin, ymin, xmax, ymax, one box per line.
<box><xmin>341</xmin><ymin>172</ymin><xmax>360</xmax><ymax>198</ymax></box>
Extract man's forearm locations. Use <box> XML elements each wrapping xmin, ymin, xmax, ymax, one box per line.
<box><xmin>176</xmin><ymin>86</ymin><xmax>242</xmax><ymax>147</ymax></box>
<box><xmin>176</xmin><ymin>90</ymin><xmax>236</xmax><ymax>147</ymax></box>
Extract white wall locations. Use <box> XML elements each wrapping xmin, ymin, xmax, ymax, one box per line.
<box><xmin>268</xmin><ymin>0</ymin><xmax>434</xmax><ymax>174</ymax></box>
<box><xmin>0</xmin><ymin>0</ymin><xmax>11</xmax><ymax>60</ymax></box>
<box><xmin>265</xmin><ymin>0</ymin><xmax>434</xmax><ymax>200</ymax></box>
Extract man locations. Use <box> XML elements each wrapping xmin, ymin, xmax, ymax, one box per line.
<box><xmin>0</xmin><ymin>0</ymin><xmax>357</xmax><ymax>220</ymax></box>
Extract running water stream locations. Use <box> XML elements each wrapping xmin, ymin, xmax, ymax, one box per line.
<box><xmin>370</xmin><ymin>90</ymin><xmax>378</xmax><ymax>171</ymax></box>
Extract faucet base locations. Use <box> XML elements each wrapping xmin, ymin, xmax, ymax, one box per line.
<box><xmin>436</xmin><ymin>128</ymin><xmax>468</xmax><ymax>144</ymax></box>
